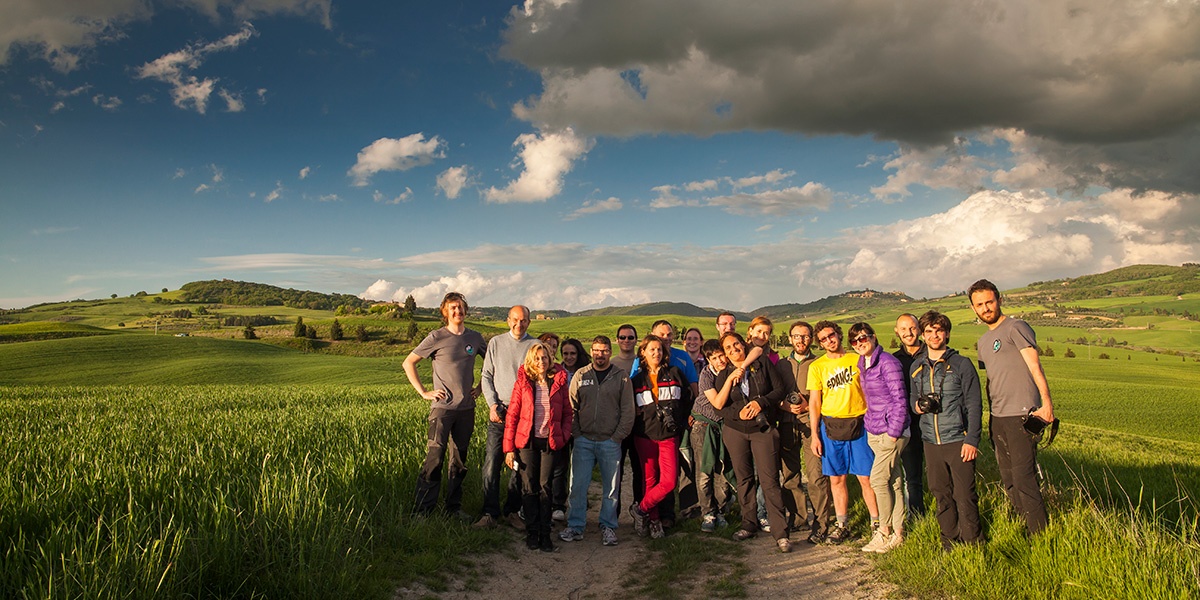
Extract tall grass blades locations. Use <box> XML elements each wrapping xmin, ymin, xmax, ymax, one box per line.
<box><xmin>0</xmin><ymin>385</ymin><xmax>505</xmax><ymax>599</ymax></box>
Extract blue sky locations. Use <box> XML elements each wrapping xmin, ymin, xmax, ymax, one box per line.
<box><xmin>2</xmin><ymin>1</ymin><xmax>1198</xmax><ymax>311</ymax></box>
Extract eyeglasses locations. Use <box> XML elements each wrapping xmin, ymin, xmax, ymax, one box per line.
<box><xmin>850</xmin><ymin>334</ymin><xmax>873</xmax><ymax>345</ymax></box>
<box><xmin>617</xmin><ymin>335</ymin><xmax>637</xmax><ymax>341</ymax></box>
<box><xmin>817</xmin><ymin>333</ymin><xmax>838</xmax><ymax>344</ymax></box>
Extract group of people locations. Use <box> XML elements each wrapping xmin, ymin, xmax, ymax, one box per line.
<box><xmin>402</xmin><ymin>278</ymin><xmax>1056</xmax><ymax>554</ymax></box>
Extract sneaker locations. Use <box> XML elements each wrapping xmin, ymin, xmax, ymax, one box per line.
<box><xmin>701</xmin><ymin>514</ymin><xmax>717</xmax><ymax>533</ymax></box>
<box><xmin>807</xmin><ymin>529</ymin><xmax>826</xmax><ymax>545</ymax></box>
<box><xmin>862</xmin><ymin>529</ymin><xmax>888</xmax><ymax>553</ymax></box>
<box><xmin>732</xmin><ymin>528</ymin><xmax>755</xmax><ymax>541</ymax></box>
<box><xmin>649</xmin><ymin>519</ymin><xmax>665</xmax><ymax>539</ymax></box>
<box><xmin>826</xmin><ymin>523</ymin><xmax>850</xmax><ymax>544</ymax></box>
<box><xmin>628</xmin><ymin>504</ymin><xmax>649</xmax><ymax>537</ymax></box>
<box><xmin>759</xmin><ymin>517</ymin><xmax>771</xmax><ymax>533</ymax></box>
<box><xmin>716</xmin><ymin>513</ymin><xmax>728</xmax><ymax>528</ymax></box>
<box><xmin>777</xmin><ymin>538</ymin><xmax>793</xmax><ymax>553</ymax></box>
<box><xmin>559</xmin><ymin>527</ymin><xmax>584</xmax><ymax>542</ymax></box>
<box><xmin>880</xmin><ymin>531</ymin><xmax>904</xmax><ymax>553</ymax></box>
<box><xmin>601</xmin><ymin>526</ymin><xmax>618</xmax><ymax>546</ymax></box>
<box><xmin>552</xmin><ymin>509</ymin><xmax>566</xmax><ymax>522</ymax></box>
<box><xmin>472</xmin><ymin>514</ymin><xmax>497</xmax><ymax>529</ymax></box>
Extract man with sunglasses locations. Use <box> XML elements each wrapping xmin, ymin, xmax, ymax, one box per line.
<box><xmin>612</xmin><ymin>324</ymin><xmax>638</xmax><ymax>374</ymax></box>
<box><xmin>806</xmin><ymin>320</ymin><xmax>874</xmax><ymax>544</ymax></box>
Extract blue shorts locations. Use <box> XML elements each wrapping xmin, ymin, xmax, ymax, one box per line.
<box><xmin>820</xmin><ymin>421</ymin><xmax>874</xmax><ymax>477</ymax></box>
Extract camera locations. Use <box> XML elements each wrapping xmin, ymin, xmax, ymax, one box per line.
<box><xmin>784</xmin><ymin>392</ymin><xmax>804</xmax><ymax>406</ymax></box>
<box><xmin>657</xmin><ymin>403</ymin><xmax>678</xmax><ymax>435</ymax></box>
<box><xmin>495</xmin><ymin>402</ymin><xmax>508</xmax><ymax>420</ymax></box>
<box><xmin>748</xmin><ymin>397</ymin><xmax>773</xmax><ymax>432</ymax></box>
<box><xmin>917</xmin><ymin>393</ymin><xmax>942</xmax><ymax>415</ymax></box>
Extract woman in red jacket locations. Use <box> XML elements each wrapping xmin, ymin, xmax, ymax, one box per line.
<box><xmin>505</xmin><ymin>342</ymin><xmax>573</xmax><ymax>552</ymax></box>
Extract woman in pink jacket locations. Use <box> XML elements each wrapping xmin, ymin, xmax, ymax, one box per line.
<box><xmin>504</xmin><ymin>342</ymin><xmax>573</xmax><ymax>552</ymax></box>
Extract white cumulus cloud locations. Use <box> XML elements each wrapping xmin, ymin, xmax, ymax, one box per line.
<box><xmin>135</xmin><ymin>22</ymin><xmax>256</xmax><ymax>114</ymax></box>
<box><xmin>436</xmin><ymin>165</ymin><xmax>470</xmax><ymax>199</ymax></box>
<box><xmin>565</xmin><ymin>197</ymin><xmax>622</xmax><ymax>220</ymax></box>
<box><xmin>373</xmin><ymin>188</ymin><xmax>413</xmax><ymax>204</ymax></box>
<box><xmin>484</xmin><ymin>128</ymin><xmax>592</xmax><ymax>203</ymax></box>
<box><xmin>347</xmin><ymin>133</ymin><xmax>445</xmax><ymax>187</ymax></box>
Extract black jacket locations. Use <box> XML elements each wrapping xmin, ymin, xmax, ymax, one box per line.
<box><xmin>631</xmin><ymin>365</ymin><xmax>691</xmax><ymax>440</ymax></box>
<box><xmin>715</xmin><ymin>354</ymin><xmax>786</xmax><ymax>434</ymax></box>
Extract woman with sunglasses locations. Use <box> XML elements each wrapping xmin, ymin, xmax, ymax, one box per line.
<box><xmin>710</xmin><ymin>332</ymin><xmax>792</xmax><ymax>552</ymax></box>
<box><xmin>848</xmin><ymin>322</ymin><xmax>910</xmax><ymax>553</ymax></box>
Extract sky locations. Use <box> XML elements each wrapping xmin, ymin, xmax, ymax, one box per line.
<box><xmin>2</xmin><ymin>0</ymin><xmax>1199</xmax><ymax>312</ymax></box>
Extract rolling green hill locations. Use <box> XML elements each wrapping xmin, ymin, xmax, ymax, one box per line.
<box><xmin>575</xmin><ymin>301</ymin><xmax>746</xmax><ymax>319</ymax></box>
<box><xmin>0</xmin><ymin>322</ymin><xmax>120</xmax><ymax>344</ymax></box>
<box><xmin>0</xmin><ymin>335</ymin><xmax>407</xmax><ymax>385</ymax></box>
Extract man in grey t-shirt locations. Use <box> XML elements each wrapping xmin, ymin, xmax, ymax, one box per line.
<box><xmin>970</xmin><ymin>279</ymin><xmax>1054</xmax><ymax>534</ymax></box>
<box><xmin>403</xmin><ymin>292</ymin><xmax>486</xmax><ymax>517</ymax></box>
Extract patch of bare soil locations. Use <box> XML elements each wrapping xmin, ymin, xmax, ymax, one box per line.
<box><xmin>395</xmin><ymin>466</ymin><xmax>907</xmax><ymax>600</ymax></box>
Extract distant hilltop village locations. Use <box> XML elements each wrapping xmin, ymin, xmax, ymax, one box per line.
<box><xmin>843</xmin><ymin>289</ymin><xmax>908</xmax><ymax>300</ymax></box>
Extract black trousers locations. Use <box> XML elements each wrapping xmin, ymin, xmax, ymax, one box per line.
<box><xmin>723</xmin><ymin>426</ymin><xmax>787</xmax><ymax>539</ymax></box>
<box><xmin>925</xmin><ymin>441</ymin><xmax>981</xmax><ymax>548</ymax></box>
<box><xmin>414</xmin><ymin>409</ymin><xmax>474</xmax><ymax>514</ymax></box>
<box><xmin>779</xmin><ymin>417</ymin><xmax>831</xmax><ymax>532</ymax></box>
<box><xmin>519</xmin><ymin>437</ymin><xmax>566</xmax><ymax>537</ymax></box>
<box><xmin>901</xmin><ymin>413</ymin><xmax>926</xmax><ymax>517</ymax></box>
<box><xmin>990</xmin><ymin>415</ymin><xmax>1049</xmax><ymax>534</ymax></box>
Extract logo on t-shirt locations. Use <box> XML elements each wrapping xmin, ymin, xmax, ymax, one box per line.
<box><xmin>465</xmin><ymin>344</ymin><xmax>476</xmax><ymax>356</ymax></box>
<box><xmin>992</xmin><ymin>340</ymin><xmax>1001</xmax><ymax>352</ymax></box>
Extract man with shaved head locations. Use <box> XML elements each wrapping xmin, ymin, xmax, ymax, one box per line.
<box><xmin>893</xmin><ymin>313</ymin><xmax>927</xmax><ymax>519</ymax></box>
<box><xmin>475</xmin><ymin>305</ymin><xmax>538</xmax><ymax>528</ymax></box>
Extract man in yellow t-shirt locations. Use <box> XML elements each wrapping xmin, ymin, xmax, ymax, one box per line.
<box><xmin>806</xmin><ymin>320</ymin><xmax>878</xmax><ymax>544</ymax></box>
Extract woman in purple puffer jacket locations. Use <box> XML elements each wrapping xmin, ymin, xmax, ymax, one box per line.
<box><xmin>848</xmin><ymin>322</ymin><xmax>911</xmax><ymax>554</ymax></box>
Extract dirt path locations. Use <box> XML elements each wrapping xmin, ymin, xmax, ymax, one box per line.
<box><xmin>395</xmin><ymin>468</ymin><xmax>905</xmax><ymax>600</ymax></box>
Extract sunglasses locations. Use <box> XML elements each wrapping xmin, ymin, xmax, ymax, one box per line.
<box><xmin>617</xmin><ymin>335</ymin><xmax>637</xmax><ymax>341</ymax></box>
<box><xmin>850</xmin><ymin>334</ymin><xmax>873</xmax><ymax>345</ymax></box>
<box><xmin>817</xmin><ymin>333</ymin><xmax>838</xmax><ymax>344</ymax></box>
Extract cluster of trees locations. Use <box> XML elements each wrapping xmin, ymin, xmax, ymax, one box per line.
<box><xmin>180</xmin><ymin>280</ymin><xmax>372</xmax><ymax>311</ymax></box>
<box><xmin>222</xmin><ymin>315</ymin><xmax>279</xmax><ymax>327</ymax></box>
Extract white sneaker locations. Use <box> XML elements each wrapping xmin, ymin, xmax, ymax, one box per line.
<box><xmin>861</xmin><ymin>529</ymin><xmax>889</xmax><ymax>553</ymax></box>
<box><xmin>552</xmin><ymin>509</ymin><xmax>566</xmax><ymax>522</ymax></box>
<box><xmin>879</xmin><ymin>531</ymin><xmax>904</xmax><ymax>553</ymax></box>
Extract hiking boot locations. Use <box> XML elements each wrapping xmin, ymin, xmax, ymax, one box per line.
<box><xmin>826</xmin><ymin>523</ymin><xmax>850</xmax><ymax>544</ymax></box>
<box><xmin>777</xmin><ymin>538</ymin><xmax>793</xmax><ymax>553</ymax></box>
<box><xmin>732</xmin><ymin>528</ymin><xmax>755</xmax><ymax>541</ymax></box>
<box><xmin>701</xmin><ymin>514</ymin><xmax>717</xmax><ymax>533</ymax></box>
<box><xmin>526</xmin><ymin>533</ymin><xmax>539</xmax><ymax>550</ymax></box>
<box><xmin>807</xmin><ymin>529</ymin><xmax>826</xmax><ymax>545</ymax></box>
<box><xmin>880</xmin><ymin>531</ymin><xmax>904</xmax><ymax>553</ymax></box>
<box><xmin>552</xmin><ymin>509</ymin><xmax>566</xmax><ymax>522</ymax></box>
<box><xmin>559</xmin><ymin>527</ymin><xmax>583</xmax><ymax>542</ymax></box>
<box><xmin>506</xmin><ymin>512</ymin><xmax>525</xmax><ymax>529</ymax></box>
<box><xmin>472</xmin><ymin>514</ymin><xmax>497</xmax><ymax>529</ymax></box>
<box><xmin>649</xmin><ymin>520</ymin><xmax>665</xmax><ymax>539</ymax></box>
<box><xmin>716</xmin><ymin>513</ymin><xmax>728</xmax><ymax>528</ymax></box>
<box><xmin>862</xmin><ymin>529</ymin><xmax>889</xmax><ymax>553</ymax></box>
<box><xmin>629</xmin><ymin>503</ymin><xmax>649</xmax><ymax>537</ymax></box>
<box><xmin>601</xmin><ymin>526</ymin><xmax>618</xmax><ymax>546</ymax></box>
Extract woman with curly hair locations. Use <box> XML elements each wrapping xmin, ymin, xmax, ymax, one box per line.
<box><xmin>504</xmin><ymin>342</ymin><xmax>573</xmax><ymax>551</ymax></box>
<box><xmin>628</xmin><ymin>335</ymin><xmax>690</xmax><ymax>539</ymax></box>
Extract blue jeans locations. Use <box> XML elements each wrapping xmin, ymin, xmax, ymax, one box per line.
<box><xmin>482</xmin><ymin>419</ymin><xmax>523</xmax><ymax>517</ymax></box>
<box><xmin>567</xmin><ymin>437</ymin><xmax>622</xmax><ymax>530</ymax></box>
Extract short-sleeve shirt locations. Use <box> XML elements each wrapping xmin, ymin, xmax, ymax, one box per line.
<box><xmin>694</xmin><ymin>366</ymin><xmax>722</xmax><ymax>422</ymax></box>
<box><xmin>412</xmin><ymin>326</ymin><xmax>486</xmax><ymax>412</ymax></box>
<box><xmin>976</xmin><ymin>317</ymin><xmax>1041</xmax><ymax>418</ymax></box>
<box><xmin>806</xmin><ymin>352</ymin><xmax>866</xmax><ymax>419</ymax></box>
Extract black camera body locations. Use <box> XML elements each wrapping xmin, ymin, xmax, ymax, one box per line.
<box><xmin>496</xmin><ymin>402</ymin><xmax>508</xmax><ymax>421</ymax></box>
<box><xmin>784</xmin><ymin>392</ymin><xmax>804</xmax><ymax>406</ymax></box>
<box><xmin>657</xmin><ymin>403</ymin><xmax>678</xmax><ymax>435</ymax></box>
<box><xmin>917</xmin><ymin>393</ymin><xmax>942</xmax><ymax>415</ymax></box>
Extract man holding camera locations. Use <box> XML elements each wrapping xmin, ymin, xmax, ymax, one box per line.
<box><xmin>910</xmin><ymin>311</ymin><xmax>983</xmax><ymax>549</ymax></box>
<box><xmin>778</xmin><ymin>321</ymin><xmax>833</xmax><ymax>543</ymax></box>
<box><xmin>475</xmin><ymin>305</ymin><xmax>538</xmax><ymax>529</ymax></box>
<box><xmin>970</xmin><ymin>279</ymin><xmax>1054</xmax><ymax>534</ymax></box>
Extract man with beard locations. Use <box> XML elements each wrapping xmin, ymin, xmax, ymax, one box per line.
<box><xmin>970</xmin><ymin>279</ymin><xmax>1054</xmax><ymax>534</ymax></box>
<box><xmin>778</xmin><ymin>321</ymin><xmax>833</xmax><ymax>543</ymax></box>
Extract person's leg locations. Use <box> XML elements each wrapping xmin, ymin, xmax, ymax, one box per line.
<box><xmin>901</xmin><ymin>414</ymin><xmax>926</xmax><ymax>518</ymax></box>
<box><xmin>597</xmin><ymin>438</ymin><xmax>623</xmax><ymax>530</ymax></box>
<box><xmin>519</xmin><ymin>445</ymin><xmax>543</xmax><ymax>541</ymax></box>
<box><xmin>779</xmin><ymin>420</ymin><xmax>806</xmax><ymax>530</ymax></box>
<box><xmin>750</xmin><ymin>428</ymin><xmax>788</xmax><ymax>539</ymax></box>
<box><xmin>994</xmin><ymin>415</ymin><xmax>1048</xmax><ymax>533</ymax></box>
<box><xmin>567</xmin><ymin>437</ymin><xmax>597</xmax><ymax>530</ymax></box>
<box><xmin>924</xmin><ymin>441</ymin><xmax>957</xmax><ymax>550</ymax></box>
<box><xmin>640</xmin><ymin>437</ymin><xmax>678</xmax><ymax>520</ymax></box>
<box><xmin>867</xmin><ymin>433</ymin><xmax>903</xmax><ymax>534</ymax></box>
<box><xmin>634</xmin><ymin>436</ymin><xmax>662</xmax><ymax>519</ymax></box>
<box><xmin>538</xmin><ymin>443</ymin><xmax>560</xmax><ymax>537</ymax></box>
<box><xmin>444</xmin><ymin>410</ymin><xmax>475</xmax><ymax>513</ymax></box>
<box><xmin>550</xmin><ymin>438</ymin><xmax>572</xmax><ymax>515</ymax></box>
<box><xmin>948</xmin><ymin>441</ymin><xmax>982</xmax><ymax>543</ymax></box>
<box><xmin>888</xmin><ymin>437</ymin><xmax>908</xmax><ymax>533</ymax></box>
<box><xmin>723</xmin><ymin>427</ymin><xmax>758</xmax><ymax>532</ymax></box>
<box><xmin>691</xmin><ymin>423</ymin><xmax>716</xmax><ymax>517</ymax></box>
<box><xmin>675</xmin><ymin>426</ymin><xmax>698</xmax><ymax>518</ymax></box>
<box><xmin>803</xmin><ymin>425</ymin><xmax>832</xmax><ymax>535</ymax></box>
<box><xmin>415</xmin><ymin>411</ymin><xmax>453</xmax><ymax>514</ymax></box>
<box><xmin>481</xmin><ymin>420</ymin><xmax>505</xmax><ymax>517</ymax></box>
<box><xmin>849</xmin><ymin>432</ymin><xmax>879</xmax><ymax>521</ymax></box>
